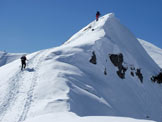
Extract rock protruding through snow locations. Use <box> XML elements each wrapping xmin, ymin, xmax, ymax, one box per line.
<box><xmin>151</xmin><ymin>71</ymin><xmax>162</xmax><ymax>84</ymax></box>
<box><xmin>89</xmin><ymin>51</ymin><xmax>97</xmax><ymax>64</ymax></box>
<box><xmin>109</xmin><ymin>53</ymin><xmax>127</xmax><ymax>79</ymax></box>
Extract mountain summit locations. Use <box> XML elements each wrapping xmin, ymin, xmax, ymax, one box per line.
<box><xmin>0</xmin><ymin>13</ymin><xmax>161</xmax><ymax>122</ymax></box>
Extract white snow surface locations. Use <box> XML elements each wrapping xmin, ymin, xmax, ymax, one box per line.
<box><xmin>24</xmin><ymin>112</ymin><xmax>156</xmax><ymax>122</ymax></box>
<box><xmin>0</xmin><ymin>13</ymin><xmax>161</xmax><ymax>122</ymax></box>
<box><xmin>138</xmin><ymin>39</ymin><xmax>162</xmax><ymax>68</ymax></box>
<box><xmin>0</xmin><ymin>51</ymin><xmax>24</xmax><ymax>67</ymax></box>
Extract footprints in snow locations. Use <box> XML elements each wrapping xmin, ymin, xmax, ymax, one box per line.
<box><xmin>0</xmin><ymin>50</ymin><xmax>47</xmax><ymax>122</ymax></box>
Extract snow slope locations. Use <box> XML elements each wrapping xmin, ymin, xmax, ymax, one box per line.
<box><xmin>24</xmin><ymin>112</ymin><xmax>156</xmax><ymax>122</ymax></box>
<box><xmin>0</xmin><ymin>13</ymin><xmax>161</xmax><ymax>122</ymax></box>
<box><xmin>138</xmin><ymin>39</ymin><xmax>162</xmax><ymax>68</ymax></box>
<box><xmin>0</xmin><ymin>51</ymin><xmax>24</xmax><ymax>67</ymax></box>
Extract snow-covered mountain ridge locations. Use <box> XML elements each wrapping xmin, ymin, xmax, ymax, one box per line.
<box><xmin>0</xmin><ymin>13</ymin><xmax>161</xmax><ymax>122</ymax></box>
<box><xmin>138</xmin><ymin>39</ymin><xmax>162</xmax><ymax>68</ymax></box>
<box><xmin>0</xmin><ymin>51</ymin><xmax>24</xmax><ymax>67</ymax></box>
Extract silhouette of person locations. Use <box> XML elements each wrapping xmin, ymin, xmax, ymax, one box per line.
<box><xmin>20</xmin><ymin>55</ymin><xmax>27</xmax><ymax>70</ymax></box>
<box><xmin>96</xmin><ymin>11</ymin><xmax>101</xmax><ymax>21</ymax></box>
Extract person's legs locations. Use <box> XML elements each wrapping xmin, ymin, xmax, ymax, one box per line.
<box><xmin>21</xmin><ymin>61</ymin><xmax>24</xmax><ymax>70</ymax></box>
<box><xmin>21</xmin><ymin>60</ymin><xmax>26</xmax><ymax>70</ymax></box>
<box><xmin>24</xmin><ymin>63</ymin><xmax>26</xmax><ymax>69</ymax></box>
<box><xmin>96</xmin><ymin>16</ymin><xmax>98</xmax><ymax>21</ymax></box>
<box><xmin>21</xmin><ymin>64</ymin><xmax>23</xmax><ymax>70</ymax></box>
<box><xmin>96</xmin><ymin>15</ymin><xmax>99</xmax><ymax>21</ymax></box>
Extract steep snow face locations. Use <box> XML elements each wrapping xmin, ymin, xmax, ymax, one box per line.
<box><xmin>28</xmin><ymin>13</ymin><xmax>162</xmax><ymax>121</ymax></box>
<box><xmin>138</xmin><ymin>39</ymin><xmax>162</xmax><ymax>68</ymax></box>
<box><xmin>0</xmin><ymin>51</ymin><xmax>24</xmax><ymax>67</ymax></box>
<box><xmin>0</xmin><ymin>13</ymin><xmax>162</xmax><ymax>122</ymax></box>
<box><xmin>61</xmin><ymin>13</ymin><xmax>162</xmax><ymax>120</ymax></box>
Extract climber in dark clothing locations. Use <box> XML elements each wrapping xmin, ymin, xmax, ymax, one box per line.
<box><xmin>96</xmin><ymin>11</ymin><xmax>101</xmax><ymax>21</ymax></box>
<box><xmin>21</xmin><ymin>55</ymin><xmax>27</xmax><ymax>70</ymax></box>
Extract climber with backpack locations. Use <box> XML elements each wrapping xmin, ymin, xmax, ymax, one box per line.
<box><xmin>20</xmin><ymin>55</ymin><xmax>27</xmax><ymax>70</ymax></box>
<box><xmin>96</xmin><ymin>11</ymin><xmax>101</xmax><ymax>21</ymax></box>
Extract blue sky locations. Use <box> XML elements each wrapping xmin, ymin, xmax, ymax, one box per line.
<box><xmin>0</xmin><ymin>0</ymin><xmax>162</xmax><ymax>53</ymax></box>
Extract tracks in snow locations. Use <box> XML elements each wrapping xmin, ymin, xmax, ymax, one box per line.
<box><xmin>0</xmin><ymin>50</ymin><xmax>48</xmax><ymax>122</ymax></box>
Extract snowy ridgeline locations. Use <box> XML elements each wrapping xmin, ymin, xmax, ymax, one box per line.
<box><xmin>0</xmin><ymin>13</ymin><xmax>162</xmax><ymax>122</ymax></box>
<box><xmin>0</xmin><ymin>51</ymin><xmax>24</xmax><ymax>67</ymax></box>
<box><xmin>138</xmin><ymin>39</ymin><xmax>162</xmax><ymax>68</ymax></box>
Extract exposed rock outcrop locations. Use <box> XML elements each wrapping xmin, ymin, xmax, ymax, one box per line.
<box><xmin>151</xmin><ymin>71</ymin><xmax>162</xmax><ymax>84</ymax></box>
<box><xmin>89</xmin><ymin>51</ymin><xmax>97</xmax><ymax>64</ymax></box>
<box><xmin>130</xmin><ymin>72</ymin><xmax>134</xmax><ymax>77</ymax></box>
<box><xmin>104</xmin><ymin>68</ymin><xmax>107</xmax><ymax>75</ymax></box>
<box><xmin>135</xmin><ymin>69</ymin><xmax>143</xmax><ymax>83</ymax></box>
<box><xmin>109</xmin><ymin>53</ymin><xmax>127</xmax><ymax>79</ymax></box>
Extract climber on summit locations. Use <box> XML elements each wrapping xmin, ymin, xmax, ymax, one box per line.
<box><xmin>96</xmin><ymin>11</ymin><xmax>101</xmax><ymax>21</ymax></box>
<box><xmin>20</xmin><ymin>55</ymin><xmax>27</xmax><ymax>70</ymax></box>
